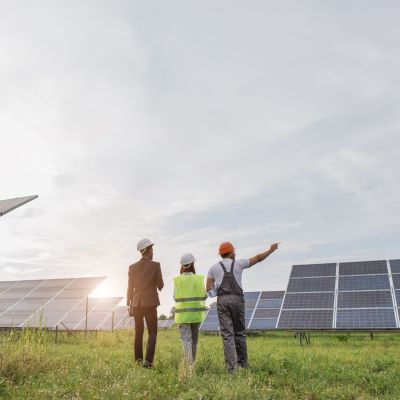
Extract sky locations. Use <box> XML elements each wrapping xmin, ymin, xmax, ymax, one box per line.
<box><xmin>1</xmin><ymin>1</ymin><xmax>399</xmax><ymax>315</ymax></box>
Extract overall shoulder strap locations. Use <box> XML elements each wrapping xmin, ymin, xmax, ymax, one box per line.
<box><xmin>230</xmin><ymin>260</ymin><xmax>235</xmax><ymax>273</ymax></box>
<box><xmin>219</xmin><ymin>261</ymin><xmax>228</xmax><ymax>273</ymax></box>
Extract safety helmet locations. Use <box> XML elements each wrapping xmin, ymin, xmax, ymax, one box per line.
<box><xmin>180</xmin><ymin>253</ymin><xmax>196</xmax><ymax>267</ymax></box>
<box><xmin>218</xmin><ymin>242</ymin><xmax>235</xmax><ymax>255</ymax></box>
<box><xmin>137</xmin><ymin>238</ymin><xmax>154</xmax><ymax>253</ymax></box>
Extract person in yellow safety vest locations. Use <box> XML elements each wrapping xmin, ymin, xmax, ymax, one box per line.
<box><xmin>173</xmin><ymin>253</ymin><xmax>207</xmax><ymax>366</ymax></box>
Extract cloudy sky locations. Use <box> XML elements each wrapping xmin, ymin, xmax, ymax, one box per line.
<box><xmin>1</xmin><ymin>1</ymin><xmax>399</xmax><ymax>314</ymax></box>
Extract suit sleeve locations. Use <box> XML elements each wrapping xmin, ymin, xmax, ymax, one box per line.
<box><xmin>156</xmin><ymin>263</ymin><xmax>164</xmax><ymax>291</ymax></box>
<box><xmin>127</xmin><ymin>267</ymin><xmax>134</xmax><ymax>306</ymax></box>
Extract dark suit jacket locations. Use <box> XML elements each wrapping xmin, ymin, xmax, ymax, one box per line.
<box><xmin>127</xmin><ymin>258</ymin><xmax>164</xmax><ymax>310</ymax></box>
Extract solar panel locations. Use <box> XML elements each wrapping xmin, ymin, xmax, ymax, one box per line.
<box><xmin>337</xmin><ymin>291</ymin><xmax>393</xmax><ymax>308</ymax></box>
<box><xmin>287</xmin><ymin>277</ymin><xmax>335</xmax><ymax>293</ymax></box>
<box><xmin>339</xmin><ymin>260</ymin><xmax>387</xmax><ymax>276</ymax></box>
<box><xmin>283</xmin><ymin>292</ymin><xmax>334</xmax><ymax>309</ymax></box>
<box><xmin>244</xmin><ymin>292</ymin><xmax>260</xmax><ymax>300</ymax></box>
<box><xmin>390</xmin><ymin>259</ymin><xmax>400</xmax><ymax>273</ymax></box>
<box><xmin>257</xmin><ymin>299</ymin><xmax>283</xmax><ymax>308</ymax></box>
<box><xmin>260</xmin><ymin>291</ymin><xmax>285</xmax><ymax>299</ymax></box>
<box><xmin>253</xmin><ymin>309</ymin><xmax>280</xmax><ymax>318</ymax></box>
<box><xmin>0</xmin><ymin>281</ymin><xmax>17</xmax><ymax>291</ymax></box>
<box><xmin>0</xmin><ymin>314</ymin><xmax>33</xmax><ymax>327</ymax></box>
<box><xmin>40</xmin><ymin>279</ymin><xmax>73</xmax><ymax>288</ymax></box>
<box><xmin>339</xmin><ymin>275</ymin><xmax>390</xmax><ymax>291</ymax></box>
<box><xmin>336</xmin><ymin>309</ymin><xmax>397</xmax><ymax>329</ymax></box>
<box><xmin>0</xmin><ymin>289</ymin><xmax>31</xmax><ymax>299</ymax></box>
<box><xmin>12</xmin><ymin>280</ymin><xmax>44</xmax><ymax>289</ymax></box>
<box><xmin>244</xmin><ymin>299</ymin><xmax>258</xmax><ymax>308</ymax></box>
<box><xmin>392</xmin><ymin>274</ymin><xmax>400</xmax><ymax>289</ymax></box>
<box><xmin>0</xmin><ymin>276</ymin><xmax>106</xmax><ymax>329</ymax></box>
<box><xmin>250</xmin><ymin>318</ymin><xmax>278</xmax><ymax>329</ymax></box>
<box><xmin>158</xmin><ymin>320</ymin><xmax>174</xmax><ymax>329</ymax></box>
<box><xmin>278</xmin><ymin>310</ymin><xmax>333</xmax><ymax>329</ymax></box>
<box><xmin>0</xmin><ymin>195</ymin><xmax>38</xmax><ymax>217</ymax></box>
<box><xmin>395</xmin><ymin>290</ymin><xmax>400</xmax><ymax>304</ymax></box>
<box><xmin>290</xmin><ymin>263</ymin><xmax>336</xmax><ymax>278</ymax></box>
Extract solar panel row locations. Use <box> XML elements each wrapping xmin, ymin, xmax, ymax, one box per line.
<box><xmin>200</xmin><ymin>291</ymin><xmax>285</xmax><ymax>331</ymax></box>
<box><xmin>279</xmin><ymin>259</ymin><xmax>400</xmax><ymax>330</ymax></box>
<box><xmin>0</xmin><ymin>277</ymin><xmax>105</xmax><ymax>328</ymax></box>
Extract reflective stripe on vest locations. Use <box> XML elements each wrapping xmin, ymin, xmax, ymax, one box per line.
<box><xmin>174</xmin><ymin>274</ymin><xmax>206</xmax><ymax>324</ymax></box>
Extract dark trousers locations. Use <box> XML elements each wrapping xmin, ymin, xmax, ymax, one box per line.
<box><xmin>217</xmin><ymin>294</ymin><xmax>247</xmax><ymax>371</ymax></box>
<box><xmin>133</xmin><ymin>306</ymin><xmax>158</xmax><ymax>365</ymax></box>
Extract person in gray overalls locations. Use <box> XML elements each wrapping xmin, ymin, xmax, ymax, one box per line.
<box><xmin>206</xmin><ymin>241</ymin><xmax>280</xmax><ymax>372</ymax></box>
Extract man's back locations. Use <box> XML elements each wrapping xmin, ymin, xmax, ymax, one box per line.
<box><xmin>127</xmin><ymin>258</ymin><xmax>164</xmax><ymax>308</ymax></box>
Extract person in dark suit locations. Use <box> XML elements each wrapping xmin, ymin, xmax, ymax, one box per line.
<box><xmin>127</xmin><ymin>238</ymin><xmax>164</xmax><ymax>368</ymax></box>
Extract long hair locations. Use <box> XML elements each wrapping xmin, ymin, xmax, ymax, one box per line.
<box><xmin>180</xmin><ymin>263</ymin><xmax>196</xmax><ymax>275</ymax></box>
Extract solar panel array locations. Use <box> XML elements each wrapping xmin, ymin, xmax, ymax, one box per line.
<box><xmin>200</xmin><ymin>291</ymin><xmax>285</xmax><ymax>331</ymax></box>
<box><xmin>0</xmin><ymin>195</ymin><xmax>38</xmax><ymax>217</ymax></box>
<box><xmin>278</xmin><ymin>260</ymin><xmax>400</xmax><ymax>330</ymax></box>
<box><xmin>0</xmin><ymin>277</ymin><xmax>105</xmax><ymax>329</ymax></box>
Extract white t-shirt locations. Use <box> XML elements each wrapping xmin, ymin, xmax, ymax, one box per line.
<box><xmin>207</xmin><ymin>258</ymin><xmax>250</xmax><ymax>290</ymax></box>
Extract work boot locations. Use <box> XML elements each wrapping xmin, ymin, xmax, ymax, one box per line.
<box><xmin>143</xmin><ymin>360</ymin><xmax>152</xmax><ymax>369</ymax></box>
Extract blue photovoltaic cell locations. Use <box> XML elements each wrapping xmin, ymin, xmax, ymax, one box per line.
<box><xmin>260</xmin><ymin>291</ymin><xmax>285</xmax><ymax>299</ymax></box>
<box><xmin>257</xmin><ymin>299</ymin><xmax>282</xmax><ymax>308</ymax></box>
<box><xmin>287</xmin><ymin>277</ymin><xmax>335</xmax><ymax>293</ymax></box>
<box><xmin>339</xmin><ymin>260</ymin><xmax>387</xmax><ymax>276</ymax></box>
<box><xmin>290</xmin><ymin>263</ymin><xmax>336</xmax><ymax>278</ymax></box>
<box><xmin>206</xmin><ymin>309</ymin><xmax>217</xmax><ymax>318</ymax></box>
<box><xmin>253</xmin><ymin>309</ymin><xmax>280</xmax><ymax>318</ymax></box>
<box><xmin>283</xmin><ymin>292</ymin><xmax>334</xmax><ymax>309</ymax></box>
<box><xmin>277</xmin><ymin>310</ymin><xmax>333</xmax><ymax>329</ymax></box>
<box><xmin>200</xmin><ymin>322</ymin><xmax>219</xmax><ymax>330</ymax></box>
<box><xmin>389</xmin><ymin>260</ymin><xmax>400</xmax><ymax>273</ymax></box>
<box><xmin>244</xmin><ymin>299</ymin><xmax>258</xmax><ymax>309</ymax></box>
<box><xmin>339</xmin><ymin>275</ymin><xmax>390</xmax><ymax>291</ymax></box>
<box><xmin>337</xmin><ymin>291</ymin><xmax>393</xmax><ymax>308</ymax></box>
<box><xmin>392</xmin><ymin>274</ymin><xmax>400</xmax><ymax>290</ymax></box>
<box><xmin>396</xmin><ymin>291</ymin><xmax>400</xmax><ymax>305</ymax></box>
<box><xmin>249</xmin><ymin>318</ymin><xmax>277</xmax><ymax>329</ymax></box>
<box><xmin>245</xmin><ymin>309</ymin><xmax>253</xmax><ymax>319</ymax></box>
<box><xmin>336</xmin><ymin>309</ymin><xmax>396</xmax><ymax>329</ymax></box>
<box><xmin>244</xmin><ymin>292</ymin><xmax>260</xmax><ymax>300</ymax></box>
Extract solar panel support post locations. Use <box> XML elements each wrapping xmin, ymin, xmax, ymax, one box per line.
<box><xmin>55</xmin><ymin>325</ymin><xmax>58</xmax><ymax>344</ymax></box>
<box><xmin>370</xmin><ymin>332</ymin><xmax>374</xmax><ymax>340</ymax></box>
<box><xmin>85</xmin><ymin>296</ymin><xmax>88</xmax><ymax>339</ymax></box>
<box><xmin>387</xmin><ymin>260</ymin><xmax>400</xmax><ymax>328</ymax></box>
<box><xmin>298</xmin><ymin>331</ymin><xmax>310</xmax><ymax>346</ymax></box>
<box><xmin>333</xmin><ymin>263</ymin><xmax>339</xmax><ymax>328</ymax></box>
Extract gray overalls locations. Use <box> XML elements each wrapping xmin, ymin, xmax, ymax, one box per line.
<box><xmin>216</xmin><ymin>260</ymin><xmax>248</xmax><ymax>371</ymax></box>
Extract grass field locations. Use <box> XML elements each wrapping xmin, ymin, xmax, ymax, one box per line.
<box><xmin>1</xmin><ymin>328</ymin><xmax>400</xmax><ymax>400</ymax></box>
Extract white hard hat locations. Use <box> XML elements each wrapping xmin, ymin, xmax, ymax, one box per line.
<box><xmin>180</xmin><ymin>253</ymin><xmax>196</xmax><ymax>267</ymax></box>
<box><xmin>137</xmin><ymin>238</ymin><xmax>154</xmax><ymax>252</ymax></box>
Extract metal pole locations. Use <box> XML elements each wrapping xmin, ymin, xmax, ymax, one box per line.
<box><xmin>55</xmin><ymin>325</ymin><xmax>58</xmax><ymax>344</ymax></box>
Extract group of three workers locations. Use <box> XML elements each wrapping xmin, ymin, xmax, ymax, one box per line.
<box><xmin>126</xmin><ymin>238</ymin><xmax>279</xmax><ymax>372</ymax></box>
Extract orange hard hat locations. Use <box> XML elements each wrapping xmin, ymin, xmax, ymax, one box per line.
<box><xmin>218</xmin><ymin>242</ymin><xmax>235</xmax><ymax>255</ymax></box>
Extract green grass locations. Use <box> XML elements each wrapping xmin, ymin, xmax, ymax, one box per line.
<box><xmin>1</xmin><ymin>328</ymin><xmax>400</xmax><ymax>399</ymax></box>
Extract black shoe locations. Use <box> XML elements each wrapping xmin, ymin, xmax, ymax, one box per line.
<box><xmin>143</xmin><ymin>361</ymin><xmax>152</xmax><ymax>369</ymax></box>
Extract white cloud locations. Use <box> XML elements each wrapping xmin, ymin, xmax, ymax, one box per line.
<box><xmin>1</xmin><ymin>1</ymin><xmax>400</xmax><ymax>314</ymax></box>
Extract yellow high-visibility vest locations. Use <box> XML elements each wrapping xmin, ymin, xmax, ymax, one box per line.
<box><xmin>174</xmin><ymin>274</ymin><xmax>206</xmax><ymax>324</ymax></box>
